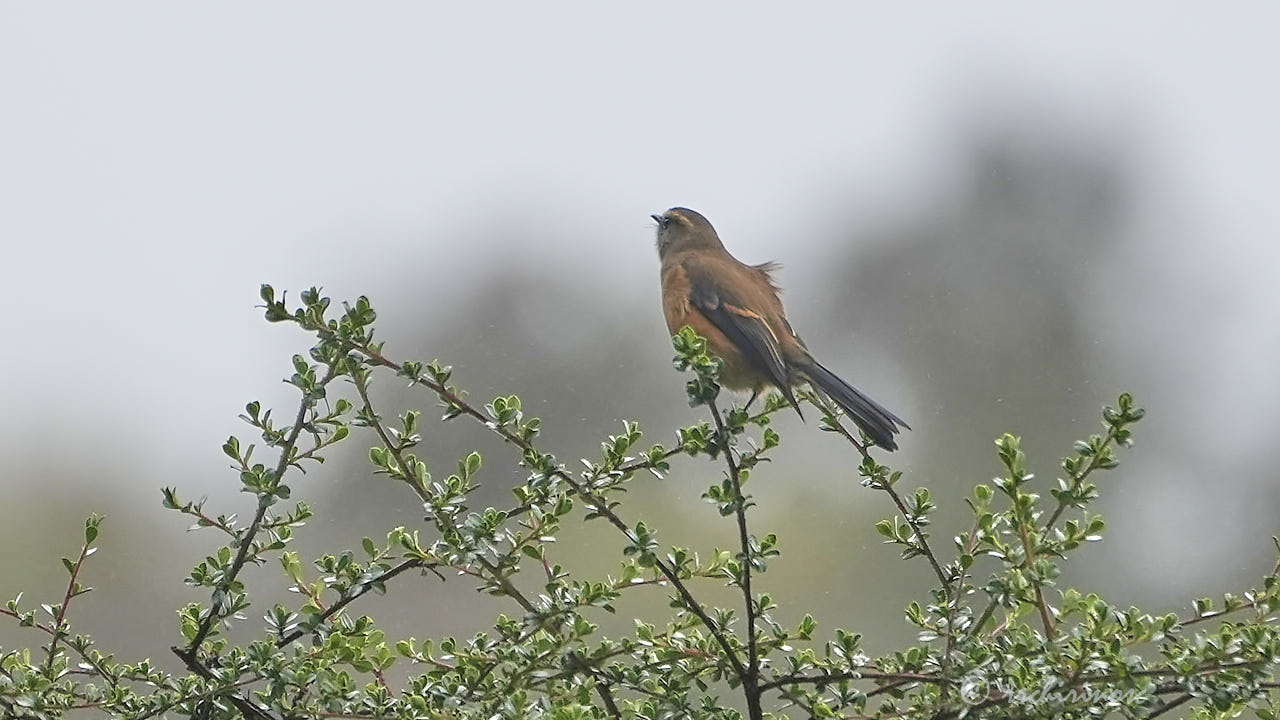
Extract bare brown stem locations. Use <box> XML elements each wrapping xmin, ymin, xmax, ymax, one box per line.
<box><xmin>708</xmin><ymin>399</ymin><xmax>763</xmax><ymax>720</ymax></box>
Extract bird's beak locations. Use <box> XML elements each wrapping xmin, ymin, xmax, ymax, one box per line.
<box><xmin>650</xmin><ymin>214</ymin><xmax>663</xmax><ymax>224</ymax></box>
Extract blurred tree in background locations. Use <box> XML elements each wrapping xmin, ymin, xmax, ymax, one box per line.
<box><xmin>4</xmin><ymin>288</ymin><xmax>1278</xmax><ymax>719</ymax></box>
<box><xmin>5</xmin><ymin>95</ymin><xmax>1275</xmax><ymax>674</ymax></box>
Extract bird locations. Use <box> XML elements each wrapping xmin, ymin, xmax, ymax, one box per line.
<box><xmin>653</xmin><ymin>206</ymin><xmax>909</xmax><ymax>450</ymax></box>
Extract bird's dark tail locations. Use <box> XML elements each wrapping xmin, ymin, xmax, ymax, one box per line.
<box><xmin>799</xmin><ymin>360</ymin><xmax>909</xmax><ymax>451</ymax></box>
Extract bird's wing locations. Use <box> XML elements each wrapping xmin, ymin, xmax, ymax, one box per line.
<box><xmin>684</xmin><ymin>259</ymin><xmax>801</xmax><ymax>411</ymax></box>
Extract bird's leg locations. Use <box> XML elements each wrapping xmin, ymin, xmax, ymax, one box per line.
<box><xmin>744</xmin><ymin>389</ymin><xmax>761</xmax><ymax>412</ymax></box>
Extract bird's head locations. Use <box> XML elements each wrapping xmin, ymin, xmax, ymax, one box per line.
<box><xmin>652</xmin><ymin>207</ymin><xmax>725</xmax><ymax>258</ymax></box>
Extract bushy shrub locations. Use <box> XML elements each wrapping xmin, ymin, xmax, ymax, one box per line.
<box><xmin>4</xmin><ymin>287</ymin><xmax>1278</xmax><ymax>719</ymax></box>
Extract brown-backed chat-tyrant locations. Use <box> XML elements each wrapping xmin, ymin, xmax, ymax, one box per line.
<box><xmin>654</xmin><ymin>207</ymin><xmax>909</xmax><ymax>450</ymax></box>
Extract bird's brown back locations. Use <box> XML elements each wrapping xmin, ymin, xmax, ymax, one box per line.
<box><xmin>661</xmin><ymin>247</ymin><xmax>809</xmax><ymax>389</ymax></box>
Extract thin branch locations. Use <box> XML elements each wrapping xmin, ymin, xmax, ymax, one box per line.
<box><xmin>973</xmin><ymin>423</ymin><xmax>1126</xmax><ymax>637</ymax></box>
<box><xmin>179</xmin><ymin>368</ymin><xmax>336</xmax><ymax>657</ymax></box>
<box><xmin>353</xmin><ymin>370</ymin><xmax>430</xmax><ymax>501</ymax></box>
<box><xmin>808</xmin><ymin>394</ymin><xmax>960</xmax><ymax>696</ymax></box>
<box><xmin>811</xmin><ymin>394</ymin><xmax>949</xmax><ymax>591</ymax></box>
<box><xmin>1</xmin><ymin>608</ymin><xmax>118</xmax><ymax>691</ymax></box>
<box><xmin>765</xmin><ymin>658</ymin><xmax>1273</xmax><ymax>696</ymax></box>
<box><xmin>1017</xmin><ymin>518</ymin><xmax>1056</xmax><ymax>640</ymax></box>
<box><xmin>1044</xmin><ymin>424</ymin><xmax>1121</xmax><ymax>531</ymax></box>
<box><xmin>534</xmin><ymin>443</ymin><xmax>753</xmax><ymax>678</ymax></box>
<box><xmin>275</xmin><ymin>558</ymin><xmax>427</xmax><ymax>647</ymax></box>
<box><xmin>529</xmin><ymin>635</ymin><xmax>725</xmax><ymax>692</ymax></box>
<box><xmin>771</xmin><ymin>682</ymin><xmax>870</xmax><ymax>720</ymax></box>
<box><xmin>359</xmin><ymin>364</ymin><xmax>634</xmax><ymax>705</ymax></box>
<box><xmin>881</xmin><ymin>478</ymin><xmax>950</xmax><ymax>588</ymax></box>
<box><xmin>43</xmin><ymin>535</ymin><xmax>91</xmax><ymax>675</ymax></box>
<box><xmin>1178</xmin><ymin>554</ymin><xmax>1280</xmax><ymax>629</ymax></box>
<box><xmin>170</xmin><ymin>369</ymin><xmax>335</xmax><ymax>720</ymax></box>
<box><xmin>331</xmin><ymin>336</ymin><xmax>753</xmax><ymax>686</ymax></box>
<box><xmin>616</xmin><ymin>446</ymin><xmax>682</xmax><ymax>476</ymax></box>
<box><xmin>163</xmin><ymin>654</ymin><xmax>274</xmax><ymax>720</ymax></box>
<box><xmin>939</xmin><ymin>514</ymin><xmax>983</xmax><ymax>702</ymax></box>
<box><xmin>128</xmin><ymin>676</ymin><xmax>264</xmax><ymax>720</ymax></box>
<box><xmin>1144</xmin><ymin>692</ymin><xmax>1192</xmax><ymax>719</ymax></box>
<box><xmin>868</xmin><ymin>677</ymin><xmax>920</xmax><ymax>699</ymax></box>
<box><xmin>760</xmin><ymin>669</ymin><xmax>943</xmax><ymax>692</ymax></box>
<box><xmin>353</xmin><ymin>369</ymin><xmax>541</xmax><ymax>617</ymax></box>
<box><xmin>708</xmin><ymin>399</ymin><xmax>763</xmax><ymax>720</ymax></box>
<box><xmin>593</xmin><ymin>677</ymin><xmax>623</xmax><ymax>719</ymax></box>
<box><xmin>178</xmin><ymin>506</ymin><xmax>238</xmax><ymax>538</ymax></box>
